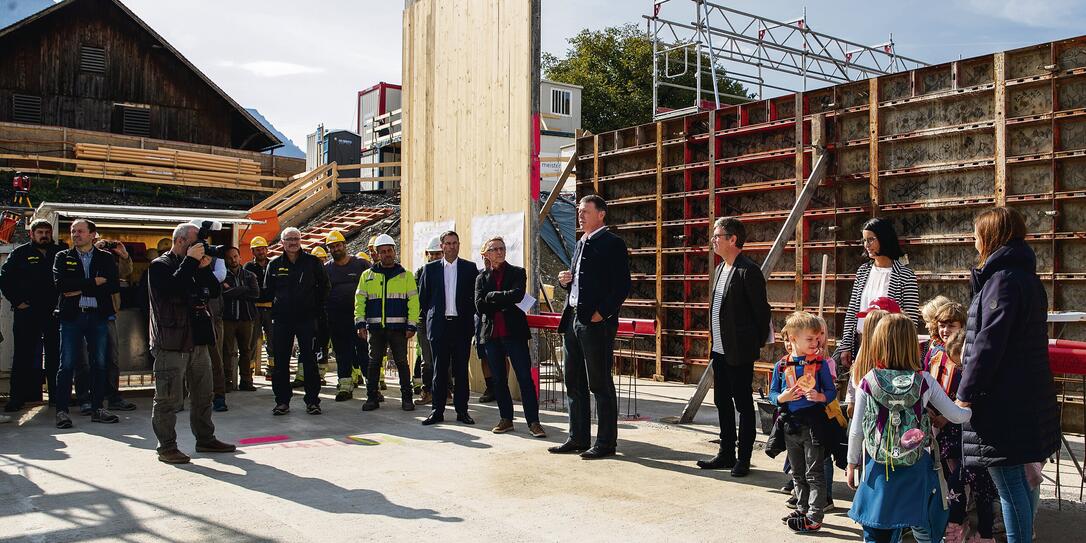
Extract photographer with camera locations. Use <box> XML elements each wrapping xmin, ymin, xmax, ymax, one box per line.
<box><xmin>146</xmin><ymin>222</ymin><xmax>235</xmax><ymax>464</ymax></box>
<box><xmin>265</xmin><ymin>227</ymin><xmax>330</xmax><ymax>416</ymax></box>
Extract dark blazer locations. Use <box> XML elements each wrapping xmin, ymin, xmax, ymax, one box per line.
<box><xmin>419</xmin><ymin>257</ymin><xmax>479</xmax><ymax>341</ymax></box>
<box><xmin>960</xmin><ymin>239</ymin><xmax>1059</xmax><ymax>467</ymax></box>
<box><xmin>52</xmin><ymin>247</ymin><xmax>119</xmax><ymax>321</ymax></box>
<box><xmin>475</xmin><ymin>262</ymin><xmax>530</xmax><ymax>341</ymax></box>
<box><xmin>710</xmin><ymin>253</ymin><xmax>771</xmax><ymax>366</ymax></box>
<box><xmin>558</xmin><ymin>228</ymin><xmax>631</xmax><ymax>333</ymax></box>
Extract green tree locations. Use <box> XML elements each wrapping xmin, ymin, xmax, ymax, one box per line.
<box><xmin>543</xmin><ymin>23</ymin><xmax>750</xmax><ymax>134</ymax></box>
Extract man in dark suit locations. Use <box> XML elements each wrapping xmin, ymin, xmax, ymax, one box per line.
<box><xmin>52</xmin><ymin>219</ymin><xmax>120</xmax><ymax>429</ymax></box>
<box><xmin>697</xmin><ymin>217</ymin><xmax>771</xmax><ymax>476</ymax></box>
<box><xmin>418</xmin><ymin>231</ymin><xmax>479</xmax><ymax>425</ymax></box>
<box><xmin>549</xmin><ymin>195</ymin><xmax>631</xmax><ymax>459</ymax></box>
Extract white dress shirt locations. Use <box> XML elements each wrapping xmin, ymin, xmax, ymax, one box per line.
<box><xmin>443</xmin><ymin>257</ymin><xmax>458</xmax><ymax>317</ymax></box>
<box><xmin>569</xmin><ymin>225</ymin><xmax>607</xmax><ymax>308</ymax></box>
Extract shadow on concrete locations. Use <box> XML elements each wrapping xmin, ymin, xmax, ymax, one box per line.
<box><xmin>184</xmin><ymin>453</ymin><xmax>463</xmax><ymax>522</ymax></box>
<box><xmin>0</xmin><ymin>455</ymin><xmax>268</xmax><ymax>542</ymax></box>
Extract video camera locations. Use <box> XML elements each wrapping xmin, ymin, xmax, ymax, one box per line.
<box><xmin>194</xmin><ymin>219</ymin><xmax>227</xmax><ymax>258</ymax></box>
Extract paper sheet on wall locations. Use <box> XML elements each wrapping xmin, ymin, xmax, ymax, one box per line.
<box><xmin>516</xmin><ymin>294</ymin><xmax>536</xmax><ymax>313</ymax></box>
<box><xmin>470</xmin><ymin>212</ymin><xmax>524</xmax><ymax>269</ymax></box>
<box><xmin>412</xmin><ymin>219</ymin><xmax>455</xmax><ymax>268</ymax></box>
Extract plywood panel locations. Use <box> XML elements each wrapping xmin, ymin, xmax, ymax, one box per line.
<box><xmin>401</xmin><ymin>0</ymin><xmax>537</xmax><ymax>274</ymax></box>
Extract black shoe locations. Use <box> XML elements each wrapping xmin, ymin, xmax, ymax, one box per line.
<box><xmin>79</xmin><ymin>403</ymin><xmax>94</xmax><ymax>416</ymax></box>
<box><xmin>108</xmin><ymin>399</ymin><xmax>137</xmax><ymax>411</ymax></box>
<box><xmin>55</xmin><ymin>411</ymin><xmax>73</xmax><ymax>429</ymax></box>
<box><xmin>238</xmin><ymin>383</ymin><xmax>258</xmax><ymax>392</ymax></box>
<box><xmin>478</xmin><ymin>388</ymin><xmax>495</xmax><ymax>404</ymax></box>
<box><xmin>91</xmin><ymin>408</ymin><xmax>119</xmax><ymax>423</ymax></box>
<box><xmin>785</xmin><ymin>496</ymin><xmax>798</xmax><ymax>509</ymax></box>
<box><xmin>580</xmin><ymin>446</ymin><xmax>616</xmax><ymax>459</ymax></box>
<box><xmin>306</xmin><ymin>404</ymin><xmax>322</xmax><ymax>415</ymax></box>
<box><xmin>421</xmin><ymin>412</ymin><xmax>444</xmax><ymax>425</ymax></box>
<box><xmin>213</xmin><ymin>396</ymin><xmax>228</xmax><ymax>412</ymax></box>
<box><xmin>272</xmin><ymin>404</ymin><xmax>290</xmax><ymax>416</ymax></box>
<box><xmin>3</xmin><ymin>402</ymin><xmax>22</xmax><ymax>413</ymax></box>
<box><xmin>291</xmin><ymin>379</ymin><xmax>305</xmax><ymax>389</ymax></box>
<box><xmin>402</xmin><ymin>399</ymin><xmax>415</xmax><ymax>411</ymax></box>
<box><xmin>376</xmin><ymin>391</ymin><xmax>385</xmax><ymax>403</ymax></box>
<box><xmin>456</xmin><ymin>412</ymin><xmax>475</xmax><ymax>425</ymax></box>
<box><xmin>548</xmin><ymin>440</ymin><xmax>590</xmax><ymax>454</ymax></box>
<box><xmin>696</xmin><ymin>452</ymin><xmax>737</xmax><ymax>470</ymax></box>
<box><xmin>362</xmin><ymin>399</ymin><xmax>380</xmax><ymax>411</ymax></box>
<box><xmin>730</xmin><ymin>461</ymin><xmax>751</xmax><ymax>477</ymax></box>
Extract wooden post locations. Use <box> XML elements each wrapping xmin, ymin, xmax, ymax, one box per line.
<box><xmin>654</xmin><ymin>122</ymin><xmax>665</xmax><ymax>381</ymax></box>
<box><xmin>868</xmin><ymin>78</ymin><xmax>880</xmax><ymax>215</ymax></box>
<box><xmin>994</xmin><ymin>52</ymin><xmax>1007</xmax><ymax>207</ymax></box>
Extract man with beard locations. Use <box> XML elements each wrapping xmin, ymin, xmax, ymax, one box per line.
<box><xmin>220</xmin><ymin>246</ymin><xmax>260</xmax><ymax>397</ymax></box>
<box><xmin>244</xmin><ymin>236</ymin><xmax>274</xmax><ymax>377</ymax></box>
<box><xmin>0</xmin><ymin>219</ymin><xmax>63</xmax><ymax>413</ymax></box>
<box><xmin>323</xmin><ymin>230</ymin><xmax>370</xmax><ymax>401</ymax></box>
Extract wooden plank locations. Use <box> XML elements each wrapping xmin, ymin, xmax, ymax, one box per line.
<box><xmin>0</xmin><ymin>165</ymin><xmax>275</xmax><ymax>192</ymax></box>
<box><xmin>538</xmin><ymin>155</ymin><xmax>576</xmax><ymax>221</ymax></box>
<box><xmin>655</xmin><ymin>122</ymin><xmax>665</xmax><ymax>381</ymax></box>
<box><xmin>869</xmin><ymin>78</ymin><xmax>880</xmax><ymax>214</ymax></box>
<box><xmin>994</xmin><ymin>52</ymin><xmax>1007</xmax><ymax>206</ymax></box>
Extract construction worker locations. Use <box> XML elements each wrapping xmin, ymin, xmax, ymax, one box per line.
<box><xmin>220</xmin><ymin>246</ymin><xmax>259</xmax><ymax>393</ymax></box>
<box><xmin>355</xmin><ymin>233</ymin><xmax>417</xmax><ymax>412</ymax></box>
<box><xmin>0</xmin><ymin>219</ymin><xmax>63</xmax><ymax>413</ymax></box>
<box><xmin>321</xmin><ymin>230</ymin><xmax>370</xmax><ymax>401</ymax></box>
<box><xmin>365</xmin><ymin>234</ymin><xmax>387</xmax><ymax>393</ymax></box>
<box><xmin>265</xmin><ymin>227</ymin><xmax>330</xmax><ymax>416</ymax></box>
<box><xmin>292</xmin><ymin>244</ymin><xmax>331</xmax><ymax>389</ymax></box>
<box><xmin>244</xmin><ymin>236</ymin><xmax>274</xmax><ymax>378</ymax></box>
<box><xmin>413</xmin><ymin>236</ymin><xmax>444</xmax><ymax>405</ymax></box>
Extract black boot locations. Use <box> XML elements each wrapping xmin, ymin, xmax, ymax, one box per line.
<box><xmin>478</xmin><ymin>377</ymin><xmax>496</xmax><ymax>403</ymax></box>
<box><xmin>696</xmin><ymin>450</ymin><xmax>737</xmax><ymax>470</ymax></box>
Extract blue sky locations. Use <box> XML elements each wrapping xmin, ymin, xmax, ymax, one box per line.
<box><xmin>5</xmin><ymin>0</ymin><xmax>1086</xmax><ymax>150</ymax></box>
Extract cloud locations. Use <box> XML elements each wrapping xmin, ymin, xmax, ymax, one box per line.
<box><xmin>217</xmin><ymin>60</ymin><xmax>325</xmax><ymax>78</ymax></box>
<box><xmin>955</xmin><ymin>0</ymin><xmax>1083</xmax><ymax>28</ymax></box>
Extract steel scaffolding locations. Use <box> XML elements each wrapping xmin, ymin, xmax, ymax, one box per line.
<box><xmin>646</xmin><ymin>0</ymin><xmax>929</xmax><ymax>119</ymax></box>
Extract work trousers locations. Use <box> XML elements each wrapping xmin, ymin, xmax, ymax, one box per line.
<box><xmin>366</xmin><ymin>327</ymin><xmax>411</xmax><ymax>401</ymax></box>
<box><xmin>8</xmin><ymin>306</ymin><xmax>59</xmax><ymax>406</ymax></box>
<box><xmin>271</xmin><ymin>316</ymin><xmax>319</xmax><ymax>406</ymax></box>
<box><xmin>222</xmin><ymin>319</ymin><xmax>254</xmax><ymax>388</ymax></box>
<box><xmin>150</xmin><ymin>346</ymin><xmax>216</xmax><ymax>452</ymax></box>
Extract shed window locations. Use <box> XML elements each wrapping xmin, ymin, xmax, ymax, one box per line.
<box><xmin>11</xmin><ymin>94</ymin><xmax>41</xmax><ymax>124</ymax></box>
<box><xmin>80</xmin><ymin>45</ymin><xmax>106</xmax><ymax>73</ymax></box>
<box><xmin>551</xmin><ymin>88</ymin><xmax>571</xmax><ymax>116</ymax></box>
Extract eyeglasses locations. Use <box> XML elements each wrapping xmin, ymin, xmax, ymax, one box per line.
<box><xmin>861</xmin><ymin>238</ymin><xmax>878</xmax><ymax>245</ymax></box>
<box><xmin>711</xmin><ymin>233</ymin><xmax>732</xmax><ymax>240</ymax></box>
<box><xmin>486</xmin><ymin>247</ymin><xmax>506</xmax><ymax>253</ymax></box>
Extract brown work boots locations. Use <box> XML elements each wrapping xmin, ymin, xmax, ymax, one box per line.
<box><xmin>158</xmin><ymin>439</ymin><xmax>237</xmax><ymax>465</ymax></box>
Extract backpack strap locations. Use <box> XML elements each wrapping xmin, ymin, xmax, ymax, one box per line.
<box><xmin>862</xmin><ymin>372</ymin><xmax>889</xmax><ymax>433</ymax></box>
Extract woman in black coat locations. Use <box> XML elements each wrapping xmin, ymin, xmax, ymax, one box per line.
<box><xmin>474</xmin><ymin>236</ymin><xmax>545</xmax><ymax>438</ymax></box>
<box><xmin>958</xmin><ymin>207</ymin><xmax>1059</xmax><ymax>543</ymax></box>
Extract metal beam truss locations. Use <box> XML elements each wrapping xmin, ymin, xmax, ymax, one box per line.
<box><xmin>646</xmin><ymin>0</ymin><xmax>929</xmax><ymax>119</ymax></box>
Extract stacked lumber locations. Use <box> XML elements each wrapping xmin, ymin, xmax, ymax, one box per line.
<box><xmin>73</xmin><ymin>143</ymin><xmax>263</xmax><ymax>188</ymax></box>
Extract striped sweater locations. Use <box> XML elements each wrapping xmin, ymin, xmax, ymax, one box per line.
<box><xmin>835</xmin><ymin>259</ymin><xmax>921</xmax><ymax>357</ymax></box>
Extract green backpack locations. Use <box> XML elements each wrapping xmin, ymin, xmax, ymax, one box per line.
<box><xmin>861</xmin><ymin>369</ymin><xmax>931</xmax><ymax>473</ymax></box>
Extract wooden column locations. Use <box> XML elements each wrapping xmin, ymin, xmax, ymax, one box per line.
<box><xmin>994</xmin><ymin>52</ymin><xmax>1007</xmax><ymax>206</ymax></box>
<box><xmin>654</xmin><ymin>123</ymin><xmax>665</xmax><ymax>381</ymax></box>
<box><xmin>868</xmin><ymin>78</ymin><xmax>880</xmax><ymax>215</ymax></box>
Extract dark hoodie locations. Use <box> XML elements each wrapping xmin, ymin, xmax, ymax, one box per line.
<box><xmin>960</xmin><ymin>238</ymin><xmax>1059</xmax><ymax>467</ymax></box>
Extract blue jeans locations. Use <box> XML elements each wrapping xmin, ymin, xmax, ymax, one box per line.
<box><xmin>861</xmin><ymin>527</ymin><xmax>932</xmax><ymax>543</ymax></box>
<box><xmin>483</xmin><ymin>337</ymin><xmax>539</xmax><ymax>424</ymax></box>
<box><xmin>989</xmin><ymin>464</ymin><xmax>1038</xmax><ymax>543</ymax></box>
<box><xmin>56</xmin><ymin>313</ymin><xmax>109</xmax><ymax>413</ymax></box>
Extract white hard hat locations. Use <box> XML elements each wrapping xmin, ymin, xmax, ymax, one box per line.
<box><xmin>374</xmin><ymin>233</ymin><xmax>396</xmax><ymax>248</ymax></box>
<box><xmin>426</xmin><ymin>236</ymin><xmax>441</xmax><ymax>253</ymax></box>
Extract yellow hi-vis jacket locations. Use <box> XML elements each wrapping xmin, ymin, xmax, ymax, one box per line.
<box><xmin>354</xmin><ymin>263</ymin><xmax>419</xmax><ymax>332</ymax></box>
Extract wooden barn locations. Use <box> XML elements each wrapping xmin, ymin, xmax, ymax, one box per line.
<box><xmin>0</xmin><ymin>0</ymin><xmax>281</xmax><ymax>152</ymax></box>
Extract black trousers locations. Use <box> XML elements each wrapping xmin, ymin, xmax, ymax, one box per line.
<box><xmin>328</xmin><ymin>313</ymin><xmax>364</xmax><ymax>379</ymax></box>
<box><xmin>711</xmin><ymin>351</ymin><xmax>756</xmax><ymax>463</ymax></box>
<box><xmin>271</xmin><ymin>316</ymin><xmax>319</xmax><ymax>406</ymax></box>
<box><xmin>430</xmin><ymin>317</ymin><xmax>472</xmax><ymax>415</ymax></box>
<box><xmin>563</xmin><ymin>316</ymin><xmax>619</xmax><ymax>449</ymax></box>
<box><xmin>8</xmin><ymin>307</ymin><xmax>59</xmax><ymax>406</ymax></box>
<box><xmin>366</xmin><ymin>327</ymin><xmax>410</xmax><ymax>400</ymax></box>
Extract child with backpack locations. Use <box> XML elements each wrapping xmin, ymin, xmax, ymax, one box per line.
<box><xmin>935</xmin><ymin>330</ymin><xmax>997</xmax><ymax>543</ymax></box>
<box><xmin>846</xmin><ymin>313</ymin><xmax>972</xmax><ymax>543</ymax></box>
<box><xmin>770</xmin><ymin>311</ymin><xmax>838</xmax><ymax>533</ymax></box>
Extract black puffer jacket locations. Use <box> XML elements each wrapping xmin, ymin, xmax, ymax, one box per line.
<box><xmin>959</xmin><ymin>239</ymin><xmax>1059</xmax><ymax>467</ymax></box>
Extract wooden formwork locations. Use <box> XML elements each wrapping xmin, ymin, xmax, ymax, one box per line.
<box><xmin>577</xmin><ymin>36</ymin><xmax>1086</xmax><ymax>383</ymax></box>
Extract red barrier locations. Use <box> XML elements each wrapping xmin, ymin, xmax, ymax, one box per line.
<box><xmin>525</xmin><ymin>312</ymin><xmax>656</xmax><ymax>336</ymax></box>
